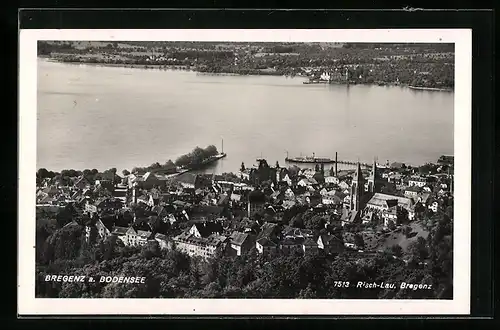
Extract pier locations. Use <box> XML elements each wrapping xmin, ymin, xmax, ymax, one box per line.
<box><xmin>285</xmin><ymin>158</ymin><xmax>371</xmax><ymax>168</ymax></box>
<box><xmin>284</xmin><ymin>151</ymin><xmax>371</xmax><ymax>168</ymax></box>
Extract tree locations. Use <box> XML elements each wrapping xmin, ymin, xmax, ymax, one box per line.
<box><xmin>387</xmin><ymin>220</ymin><xmax>396</xmax><ymax>231</ymax></box>
<box><xmin>298</xmin><ymin>284</ymin><xmax>317</xmax><ymax>298</ymax></box>
<box><xmin>204</xmin><ymin>145</ymin><xmax>218</xmax><ymax>157</ymax></box>
<box><xmin>37</xmin><ymin>168</ymin><xmax>50</xmax><ymax>179</ymax></box>
<box><xmin>43</xmin><ymin>223</ymin><xmax>84</xmax><ymax>264</ymax></box>
<box><xmin>150</xmin><ymin>162</ymin><xmax>161</xmax><ymax>169</ymax></box>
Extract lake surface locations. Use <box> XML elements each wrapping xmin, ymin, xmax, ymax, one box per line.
<box><xmin>37</xmin><ymin>58</ymin><xmax>454</xmax><ymax>174</ymax></box>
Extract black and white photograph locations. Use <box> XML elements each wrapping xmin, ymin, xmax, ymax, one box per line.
<box><xmin>19</xmin><ymin>29</ymin><xmax>471</xmax><ymax>315</ymax></box>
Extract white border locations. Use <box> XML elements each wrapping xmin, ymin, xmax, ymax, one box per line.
<box><xmin>19</xmin><ymin>29</ymin><xmax>471</xmax><ymax>315</ymax></box>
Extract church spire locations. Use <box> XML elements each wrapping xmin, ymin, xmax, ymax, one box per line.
<box><xmin>372</xmin><ymin>157</ymin><xmax>377</xmax><ymax>179</ymax></box>
<box><xmin>354</xmin><ymin>161</ymin><xmax>363</xmax><ymax>181</ymax></box>
<box><xmin>368</xmin><ymin>157</ymin><xmax>378</xmax><ymax>193</ymax></box>
<box><xmin>350</xmin><ymin>161</ymin><xmax>365</xmax><ymax>212</ymax></box>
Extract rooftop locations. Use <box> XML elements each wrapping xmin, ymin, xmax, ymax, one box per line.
<box><xmin>366</xmin><ymin>193</ymin><xmax>413</xmax><ymax>210</ymax></box>
<box><xmin>229</xmin><ymin>231</ymin><xmax>250</xmax><ymax>246</ymax></box>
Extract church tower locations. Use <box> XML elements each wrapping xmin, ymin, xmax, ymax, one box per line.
<box><xmin>350</xmin><ymin>162</ymin><xmax>365</xmax><ymax>212</ymax></box>
<box><xmin>368</xmin><ymin>157</ymin><xmax>378</xmax><ymax>193</ymax></box>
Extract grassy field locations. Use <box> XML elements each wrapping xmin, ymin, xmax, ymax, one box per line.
<box><xmin>360</xmin><ymin>222</ymin><xmax>429</xmax><ymax>252</ymax></box>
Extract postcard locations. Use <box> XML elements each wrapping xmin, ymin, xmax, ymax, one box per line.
<box><xmin>18</xmin><ymin>28</ymin><xmax>471</xmax><ymax>315</ymax></box>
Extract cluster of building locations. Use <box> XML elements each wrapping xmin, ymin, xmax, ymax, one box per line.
<box><xmin>37</xmin><ymin>155</ymin><xmax>453</xmax><ymax>260</ymax></box>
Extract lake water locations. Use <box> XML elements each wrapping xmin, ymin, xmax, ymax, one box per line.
<box><xmin>37</xmin><ymin>58</ymin><xmax>454</xmax><ymax>174</ymax></box>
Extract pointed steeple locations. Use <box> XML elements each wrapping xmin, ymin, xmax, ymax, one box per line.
<box><xmin>350</xmin><ymin>162</ymin><xmax>365</xmax><ymax>212</ymax></box>
<box><xmin>335</xmin><ymin>152</ymin><xmax>338</xmax><ymax>176</ymax></box>
<box><xmin>371</xmin><ymin>157</ymin><xmax>377</xmax><ymax>179</ymax></box>
<box><xmin>368</xmin><ymin>157</ymin><xmax>378</xmax><ymax>193</ymax></box>
<box><xmin>353</xmin><ymin>162</ymin><xmax>364</xmax><ymax>182</ymax></box>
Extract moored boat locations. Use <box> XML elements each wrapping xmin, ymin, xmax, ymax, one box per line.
<box><xmin>285</xmin><ymin>152</ymin><xmax>335</xmax><ymax>164</ymax></box>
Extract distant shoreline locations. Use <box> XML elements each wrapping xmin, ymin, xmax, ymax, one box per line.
<box><xmin>40</xmin><ymin>57</ymin><xmax>453</xmax><ymax>91</ymax></box>
<box><xmin>407</xmin><ymin>85</ymin><xmax>453</xmax><ymax>92</ymax></box>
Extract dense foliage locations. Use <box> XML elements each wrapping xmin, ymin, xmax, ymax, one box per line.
<box><xmin>38</xmin><ymin>41</ymin><xmax>454</xmax><ymax>89</ymax></box>
<box><xmin>37</xmin><ymin>167</ymin><xmax>120</xmax><ymax>185</ymax></box>
<box><xmin>174</xmin><ymin>145</ymin><xmax>219</xmax><ymax>168</ymax></box>
<box><xmin>36</xmin><ymin>207</ymin><xmax>453</xmax><ymax>299</ymax></box>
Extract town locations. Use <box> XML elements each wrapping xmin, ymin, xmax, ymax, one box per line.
<box><xmin>35</xmin><ymin>148</ymin><xmax>454</xmax><ymax>299</ymax></box>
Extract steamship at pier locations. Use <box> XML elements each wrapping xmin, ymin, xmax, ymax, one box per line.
<box><xmin>285</xmin><ymin>152</ymin><xmax>335</xmax><ymax>164</ymax></box>
<box><xmin>285</xmin><ymin>152</ymin><xmax>372</xmax><ymax>168</ymax></box>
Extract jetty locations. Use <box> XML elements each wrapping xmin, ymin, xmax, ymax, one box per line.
<box><xmin>176</xmin><ymin>138</ymin><xmax>227</xmax><ymax>172</ymax></box>
<box><xmin>285</xmin><ymin>152</ymin><xmax>371</xmax><ymax>168</ymax></box>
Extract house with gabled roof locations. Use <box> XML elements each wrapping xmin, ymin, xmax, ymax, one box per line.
<box><xmin>151</xmin><ymin>205</ymin><xmax>168</xmax><ymax>218</ymax></box>
<box><xmin>404</xmin><ymin>185</ymin><xmax>422</xmax><ymax>198</ymax></box>
<box><xmin>417</xmin><ymin>192</ymin><xmax>431</xmax><ymax>206</ymax></box>
<box><xmin>111</xmin><ymin>226</ymin><xmax>129</xmax><ymax>245</ymax></box>
<box><xmin>228</xmin><ymin>231</ymin><xmax>254</xmax><ymax>256</ymax></box>
<box><xmin>173</xmin><ymin>230</ymin><xmax>228</xmax><ymax>259</ymax></box>
<box><xmin>279</xmin><ymin>237</ymin><xmax>303</xmax><ymax>255</ymax></box>
<box><xmin>302</xmin><ymin>238</ymin><xmax>319</xmax><ymax>254</ymax></box>
<box><xmin>189</xmin><ymin>222</ymin><xmax>224</xmax><ymax>238</ymax></box>
<box><xmin>174</xmin><ymin>172</ymin><xmax>199</xmax><ymax>190</ymax></box>
<box><xmin>256</xmin><ymin>237</ymin><xmax>277</xmax><ymax>255</ymax></box>
<box><xmin>154</xmin><ymin>233</ymin><xmax>170</xmax><ymax>250</ymax></box>
<box><xmin>317</xmin><ymin>234</ymin><xmax>344</xmax><ymax>254</ymax></box>
<box><xmin>141</xmin><ymin>172</ymin><xmax>162</xmax><ymax>189</ymax></box>
<box><xmin>282</xmin><ymin>200</ymin><xmax>296</xmax><ymax>210</ymax></box>
<box><xmin>338</xmin><ymin>181</ymin><xmax>350</xmax><ymax>190</ymax></box>
<box><xmin>124</xmin><ymin>227</ymin><xmax>153</xmax><ymax>247</ymax></box>
<box><xmin>74</xmin><ymin>176</ymin><xmax>93</xmax><ymax>190</ymax></box>
<box><xmin>256</xmin><ymin>222</ymin><xmax>279</xmax><ymax>241</ymax></box>
<box><xmin>96</xmin><ymin>219</ymin><xmax>112</xmax><ymax>240</ymax></box>
<box><xmin>36</xmin><ymin>193</ymin><xmax>53</xmax><ymax>205</ymax></box>
<box><xmin>43</xmin><ymin>185</ymin><xmax>59</xmax><ymax>197</ymax></box>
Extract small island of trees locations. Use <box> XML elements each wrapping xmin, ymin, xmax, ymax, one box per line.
<box><xmin>174</xmin><ymin>145</ymin><xmax>221</xmax><ymax>169</ymax></box>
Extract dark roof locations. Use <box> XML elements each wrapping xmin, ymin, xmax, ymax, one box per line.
<box><xmin>155</xmin><ymin>233</ymin><xmax>168</xmax><ymax>241</ymax></box>
<box><xmin>230</xmin><ymin>231</ymin><xmax>249</xmax><ymax>246</ymax></box>
<box><xmin>217</xmin><ymin>194</ymin><xmax>229</xmax><ymax>206</ymax></box>
<box><xmin>112</xmin><ymin>226</ymin><xmax>129</xmax><ymax>235</ymax></box>
<box><xmin>281</xmin><ymin>237</ymin><xmax>304</xmax><ymax>246</ymax></box>
<box><xmin>194</xmin><ymin>222</ymin><xmax>224</xmax><ymax>238</ymax></box>
<box><xmin>405</xmin><ymin>186</ymin><xmax>422</xmax><ymax>192</ymax></box>
<box><xmin>174</xmin><ymin>173</ymin><xmax>198</xmax><ymax>185</ymax></box>
<box><xmin>137</xmin><ymin>230</ymin><xmax>152</xmax><ymax>239</ymax></box>
<box><xmin>74</xmin><ymin>176</ymin><xmax>92</xmax><ymax>186</ymax></box>
<box><xmin>385</xmin><ymin>199</ymin><xmax>399</xmax><ymax>208</ymax></box>
<box><xmin>349</xmin><ymin>210</ymin><xmax>360</xmax><ymax>223</ymax></box>
<box><xmin>303</xmin><ymin>238</ymin><xmax>318</xmax><ymax>246</ymax></box>
<box><xmin>151</xmin><ymin>205</ymin><xmax>165</xmax><ymax>216</ymax></box>
<box><xmin>256</xmin><ymin>222</ymin><xmax>278</xmax><ymax>241</ymax></box>
<box><xmin>248</xmin><ymin>190</ymin><xmax>266</xmax><ymax>203</ymax></box>
<box><xmin>319</xmin><ymin>234</ymin><xmax>342</xmax><ymax>245</ymax></box>
<box><xmin>190</xmin><ymin>205</ymin><xmax>223</xmax><ymax>215</ymax></box>
<box><xmin>257</xmin><ymin>237</ymin><xmax>277</xmax><ymax>247</ymax></box>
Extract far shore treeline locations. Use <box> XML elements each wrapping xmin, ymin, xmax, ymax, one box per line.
<box><xmin>38</xmin><ymin>41</ymin><xmax>454</xmax><ymax>90</ymax></box>
<box><xmin>36</xmin><ymin>145</ymin><xmax>220</xmax><ymax>184</ymax></box>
